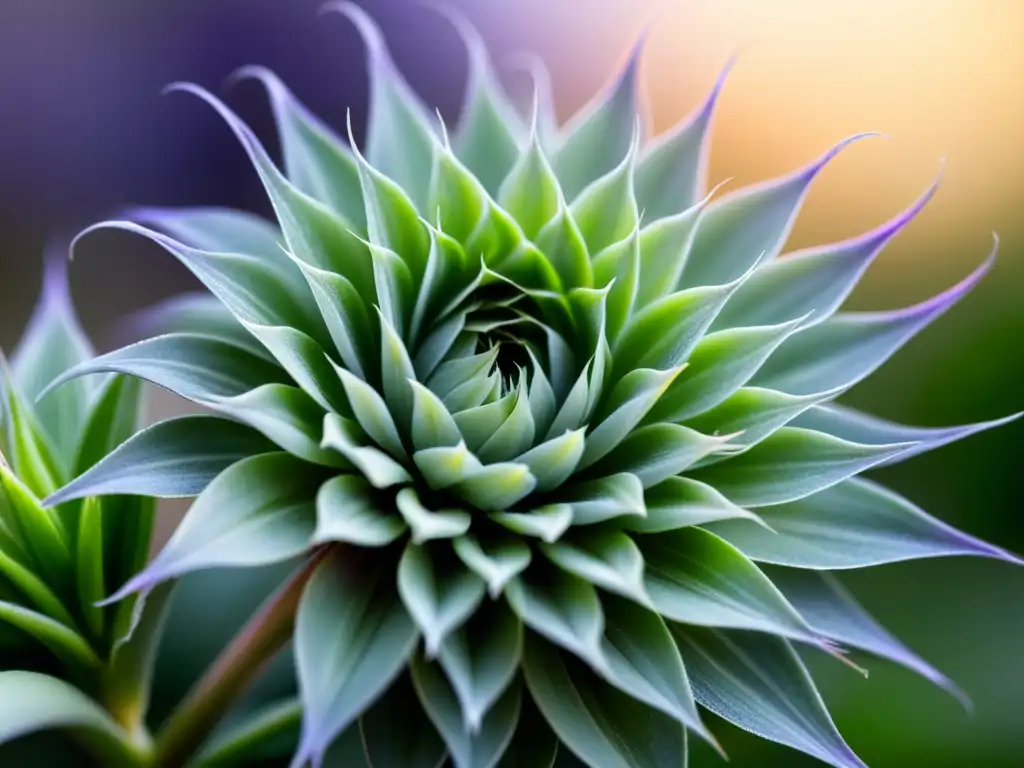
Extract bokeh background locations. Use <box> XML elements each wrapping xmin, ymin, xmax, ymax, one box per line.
<box><xmin>0</xmin><ymin>0</ymin><xmax>1021</xmax><ymax>765</ymax></box>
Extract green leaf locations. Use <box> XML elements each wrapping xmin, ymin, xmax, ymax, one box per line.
<box><xmin>414</xmin><ymin>442</ymin><xmax>482</xmax><ymax>490</ymax></box>
<box><xmin>634</xmin><ymin>194</ymin><xmax>710</xmax><ymax>310</ymax></box>
<box><xmin>453</xmin><ymin>392</ymin><xmax>517</xmax><ymax>453</ymax></box>
<box><xmin>322</xmin><ymin>413</ymin><xmax>412</xmax><ymax>490</ymax></box>
<box><xmin>0</xmin><ymin>671</ymin><xmax>144</xmax><ymax>764</ymax></box>
<box><xmin>477</xmin><ymin>385</ymin><xmax>536</xmax><ymax>463</ymax></box>
<box><xmin>552</xmin><ymin>34</ymin><xmax>645</xmax><ymax>201</ymax></box>
<box><xmin>712</xmin><ymin>173</ymin><xmax>939</xmax><ymax>330</ymax></box>
<box><xmin>3</xmin><ymin>381</ymin><xmax>67</xmax><ymax>499</ymax></box>
<box><xmin>681</xmin><ymin>135</ymin><xmax>875</xmax><ymax>288</ymax></box>
<box><xmin>10</xmin><ymin>256</ymin><xmax>96</xmax><ymax>462</ymax></box>
<box><xmin>599</xmin><ymin>594</ymin><xmax>712</xmax><ymax>742</ymax></box>
<box><xmin>335</xmin><ymin>367</ymin><xmax>406</xmax><ymax>460</ymax></box>
<box><xmin>570</xmin><ymin>138</ymin><xmax>639</xmax><ymax>256</ymax></box>
<box><xmin>709</xmin><ymin>477</ymin><xmax>1020</xmax><ymax>569</ymax></box>
<box><xmin>427</xmin><ymin>347</ymin><xmax>499</xmax><ymax>400</ymax></box>
<box><xmin>640</xmin><ymin>527</ymin><xmax>822</xmax><ymax>645</ymax></box>
<box><xmin>233</xmin><ymin>66</ymin><xmax>365</xmax><ymax>228</ymax></box>
<box><xmin>452</xmin><ymin>462</ymin><xmax>537</xmax><ymax>512</ymax></box>
<box><xmin>411</xmin><ymin>654</ymin><xmax>521</xmax><ymax>768</ymax></box>
<box><xmin>314</xmin><ymin>475</ymin><xmax>406</xmax><ymax>548</ymax></box>
<box><xmin>646</xmin><ymin>318</ymin><xmax>805</xmax><ymax>424</ymax></box>
<box><xmin>688</xmin><ymin>427</ymin><xmax>912</xmax><ymax>507</ymax></box>
<box><xmin>127</xmin><ymin>205</ymin><xmax>284</xmax><ymax>262</ymax></box>
<box><xmin>674</xmin><ymin>627</ymin><xmax>866</xmax><ymax>768</ymax></box>
<box><xmin>542</xmin><ymin>530</ymin><xmax>649</xmax><ymax>605</ymax></box>
<box><xmin>753</xmin><ymin>253</ymin><xmax>993</xmax><ymax>395</ymax></box>
<box><xmin>75</xmin><ymin>497</ymin><xmax>105</xmax><ymax>640</ymax></box>
<box><xmin>106</xmin><ymin>453</ymin><xmax>321</xmax><ymax>601</ymax></box>
<box><xmin>589</xmin><ymin>424</ymin><xmax>731</xmax><ymax>488</ymax></box>
<box><xmin>581</xmin><ymin>367</ymin><xmax>684</xmax><ymax>469</ymax></box>
<box><xmin>40</xmin><ymin>332</ymin><xmax>286</xmax><ymax>404</ymax></box>
<box><xmin>205</xmin><ymin>384</ymin><xmax>340</xmax><ymax>467</ymax></box>
<box><xmin>498</xmin><ymin>127</ymin><xmax>560</xmax><ymax>240</ymax></box>
<box><xmin>330</xmin><ymin>2</ymin><xmax>437</xmax><ymax>210</ymax></box>
<box><xmin>453</xmin><ymin>536</ymin><xmax>531</xmax><ymax>599</ymax></box>
<box><xmin>410</xmin><ymin>381</ymin><xmax>463</xmax><ymax>450</ymax></box>
<box><xmin>194</xmin><ymin>697</ymin><xmax>302</xmax><ymax>767</ymax></box>
<box><xmin>765</xmin><ymin>567</ymin><xmax>963</xmax><ymax>700</ymax></box>
<box><xmin>624</xmin><ymin>476</ymin><xmax>762</xmax><ymax>533</ymax></box>
<box><xmin>396</xmin><ymin>488</ymin><xmax>471</xmax><ymax>545</ymax></box>
<box><xmin>514</xmin><ymin>429</ymin><xmax>585</xmax><ymax>493</ymax></box>
<box><xmin>0</xmin><ymin>548</ymin><xmax>76</xmax><ymax>628</ymax></box>
<box><xmin>559</xmin><ymin>473</ymin><xmax>646</xmax><ymax>526</ymax></box>
<box><xmin>398</xmin><ymin>542</ymin><xmax>486</xmax><ymax>655</ymax></box>
<box><xmin>129</xmin><ymin>292</ymin><xmax>267</xmax><ymax>358</ymax></box>
<box><xmin>0</xmin><ymin>600</ymin><xmax>100</xmax><ymax>673</ymax></box>
<box><xmin>293</xmin><ymin>552</ymin><xmax>418</xmax><ymax>767</ymax></box>
<box><xmin>522</xmin><ymin>635</ymin><xmax>686</xmax><ymax>768</ymax></box>
<box><xmin>791</xmin><ymin>402</ymin><xmax>1022</xmax><ymax>468</ymax></box>
<box><xmin>635</xmin><ymin>60</ymin><xmax>732</xmax><ymax>219</ymax></box>
<box><xmin>45</xmin><ymin>415</ymin><xmax>275</xmax><ymax>505</ymax></box>
<box><xmin>360</xmin><ymin>675</ymin><xmax>446</xmax><ymax>768</ymax></box>
<box><xmin>505</xmin><ymin>567</ymin><xmax>604</xmax><ymax>665</ymax></box>
<box><xmin>591</xmin><ymin>225</ymin><xmax>641</xmax><ymax>344</ymax></box>
<box><xmin>0</xmin><ymin>467</ymin><xmax>72</xmax><ymax>595</ymax></box>
<box><xmin>72</xmin><ymin>374</ymin><xmax>142</xmax><ymax>476</ymax></box>
<box><xmin>534</xmin><ymin>200</ymin><xmax>593</xmax><ymax>291</ymax></box>
<box><xmin>438</xmin><ymin>599</ymin><xmax>523</xmax><ymax>732</ymax></box>
<box><xmin>490</xmin><ymin>504</ymin><xmax>573</xmax><ymax>544</ymax></box>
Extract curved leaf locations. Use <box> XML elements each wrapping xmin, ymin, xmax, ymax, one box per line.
<box><xmin>360</xmin><ymin>674</ymin><xmax>446</xmax><ymax>768</ymax></box>
<box><xmin>314</xmin><ymin>475</ymin><xmax>406</xmax><ymax>548</ymax></box>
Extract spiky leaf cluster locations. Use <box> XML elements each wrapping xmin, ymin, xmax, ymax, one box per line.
<box><xmin>47</xmin><ymin>4</ymin><xmax>1020</xmax><ymax>767</ymax></box>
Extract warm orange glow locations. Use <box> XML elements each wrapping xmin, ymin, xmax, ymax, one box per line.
<box><xmin>472</xmin><ymin>0</ymin><xmax>1024</xmax><ymax>302</ymax></box>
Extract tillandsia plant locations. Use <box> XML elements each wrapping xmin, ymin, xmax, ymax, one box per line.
<box><xmin>0</xmin><ymin>256</ymin><xmax>169</xmax><ymax>765</ymax></box>
<box><xmin>8</xmin><ymin>2</ymin><xmax>1020</xmax><ymax>767</ymax></box>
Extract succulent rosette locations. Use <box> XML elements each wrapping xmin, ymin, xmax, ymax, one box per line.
<box><xmin>44</xmin><ymin>4</ymin><xmax>1020</xmax><ymax>767</ymax></box>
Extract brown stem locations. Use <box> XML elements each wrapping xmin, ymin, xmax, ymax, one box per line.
<box><xmin>153</xmin><ymin>548</ymin><xmax>329</xmax><ymax>768</ymax></box>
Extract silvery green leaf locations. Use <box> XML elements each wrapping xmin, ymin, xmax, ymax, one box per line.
<box><xmin>634</xmin><ymin>191</ymin><xmax>712</xmax><ymax>310</ymax></box>
<box><xmin>505</xmin><ymin>567</ymin><xmax>604</xmax><ymax>665</ymax></box>
<box><xmin>293</xmin><ymin>552</ymin><xmax>418</xmax><ymax>768</ymax></box>
<box><xmin>453</xmin><ymin>391</ymin><xmax>517</xmax><ymax>452</ymax></box>
<box><xmin>314</xmin><ymin>475</ymin><xmax>406</xmax><ymax>548</ymax></box>
<box><xmin>683</xmin><ymin>386</ymin><xmax>843</xmax><ymax>462</ymax></box>
<box><xmin>11</xmin><ymin>255</ymin><xmax>96</xmax><ymax>462</ymax></box>
<box><xmin>689</xmin><ymin>427</ymin><xmax>913</xmax><ymax>507</ymax></box>
<box><xmin>396</xmin><ymin>488</ymin><xmax>471</xmax><ymax>545</ymax></box>
<box><xmin>45</xmin><ymin>415</ymin><xmax>274</xmax><ymax>505</ymax></box>
<box><xmin>581</xmin><ymin>367</ymin><xmax>684</xmax><ymax>469</ymax></box>
<box><xmin>440</xmin><ymin>7</ymin><xmax>524</xmax><ymax>195</ymax></box>
<box><xmin>713</xmin><ymin>172</ymin><xmax>940</xmax><ymax>330</ymax></box>
<box><xmin>360</xmin><ymin>674</ymin><xmax>446</xmax><ymax>768</ymax></box>
<box><xmin>322</xmin><ymin>413</ymin><xmax>411</xmax><ymax>489</ymax></box>
<box><xmin>127</xmin><ymin>292</ymin><xmax>269</xmax><ymax>360</ymax></box>
<box><xmin>599</xmin><ymin>594</ymin><xmax>713</xmax><ymax>743</ymax></box>
<box><xmin>635</xmin><ymin>59</ymin><xmax>733</xmax><ymax>219</ymax></box>
<box><xmin>612</xmin><ymin>273</ymin><xmax>747</xmax><ymax>379</ymax></box>
<box><xmin>791</xmin><ymin>403</ymin><xmax>1022</xmax><ymax>467</ymax></box>
<box><xmin>378</xmin><ymin>310</ymin><xmax>417</xmax><ymax>432</ymax></box>
<box><xmin>0</xmin><ymin>600</ymin><xmax>99</xmax><ymax>673</ymax></box>
<box><xmin>411</xmin><ymin>654</ymin><xmax>521</xmax><ymax>768</ymax></box>
<box><xmin>40</xmin><ymin>333</ymin><xmax>286</xmax><ymax>404</ymax></box>
<box><xmin>680</xmin><ymin>134</ymin><xmax>877</xmax><ymax>288</ymax></box>
<box><xmin>624</xmin><ymin>476</ymin><xmax>763</xmax><ymax>533</ymax></box>
<box><xmin>205</xmin><ymin>384</ymin><xmax>341</xmax><ymax>467</ymax></box>
<box><xmin>328</xmin><ymin>2</ymin><xmax>437</xmax><ymax>210</ymax></box>
<box><xmin>414</xmin><ymin>441</ymin><xmax>482</xmax><ymax>490</ymax></box>
<box><xmin>410</xmin><ymin>380</ymin><xmax>463</xmax><ymax>450</ymax></box>
<box><xmin>490</xmin><ymin>504</ymin><xmax>573</xmax><ymax>544</ymax></box>
<box><xmin>570</xmin><ymin>137</ymin><xmax>638</xmax><ymax>256</ymax></box>
<box><xmin>674</xmin><ymin>627</ymin><xmax>866</xmax><ymax>768</ymax></box>
<box><xmin>232</xmin><ymin>66</ymin><xmax>365</xmax><ymax>228</ymax></box>
<box><xmin>590</xmin><ymin>424</ymin><xmax>731</xmax><ymax>489</ymax></box>
<box><xmin>429</xmin><ymin>133</ymin><xmax>490</xmax><ymax>245</ymax></box>
<box><xmin>414</xmin><ymin>312</ymin><xmax>469</xmax><ymax>380</ymax></box>
<box><xmin>106</xmin><ymin>453</ymin><xmax>321</xmax><ymax>602</ymax></box>
<box><xmin>126</xmin><ymin>205</ymin><xmax>283</xmax><ymax>261</ymax></box>
<box><xmin>438</xmin><ymin>598</ymin><xmax>523</xmax><ymax>732</ymax></box>
<box><xmin>552</xmin><ymin>32</ymin><xmax>645</xmax><ymax>201</ymax></box>
<box><xmin>710</xmin><ymin>477</ymin><xmax>1021</xmax><ymax>568</ymax></box>
<box><xmin>80</xmin><ymin>219</ymin><xmax>327</xmax><ymax>345</ymax></box>
<box><xmin>542</xmin><ymin>530</ymin><xmax>649</xmax><ymax>605</ymax></box>
<box><xmin>497</xmin><ymin>127</ymin><xmax>560</xmax><ymax>240</ymax></box>
<box><xmin>0</xmin><ymin>671</ymin><xmax>141</xmax><ymax>762</ymax></box>
<box><xmin>559</xmin><ymin>473</ymin><xmax>645</xmax><ymax>526</ymax></box>
<box><xmin>534</xmin><ymin>198</ymin><xmax>592</xmax><ymax>291</ymax></box>
<box><xmin>428</xmin><ymin>347</ymin><xmax>499</xmax><ymax>401</ymax></box>
<box><xmin>646</xmin><ymin>317</ymin><xmax>805</xmax><ymax>424</ymax></box>
<box><xmin>452</xmin><ymin>462</ymin><xmax>537</xmax><ymax>512</ymax></box>
<box><xmin>334</xmin><ymin>367</ymin><xmax>406</xmax><ymax>459</ymax></box>
<box><xmin>753</xmin><ymin>251</ymin><xmax>994</xmax><ymax>395</ymax></box>
<box><xmin>522</xmin><ymin>635</ymin><xmax>686</xmax><ymax>768</ymax></box>
<box><xmin>640</xmin><ymin>527</ymin><xmax>823</xmax><ymax>645</ymax></box>
<box><xmin>453</xmin><ymin>537</ymin><xmax>531</xmax><ymax>599</ymax></box>
<box><xmin>477</xmin><ymin>385</ymin><xmax>536</xmax><ymax>463</ymax></box>
<box><xmin>514</xmin><ymin>428</ymin><xmax>584</xmax><ymax>493</ymax></box>
<box><xmin>765</xmin><ymin>567</ymin><xmax>965</xmax><ymax>702</ymax></box>
<box><xmin>398</xmin><ymin>542</ymin><xmax>486</xmax><ymax>656</ymax></box>
<box><xmin>410</xmin><ymin>227</ymin><xmax>474</xmax><ymax>346</ymax></box>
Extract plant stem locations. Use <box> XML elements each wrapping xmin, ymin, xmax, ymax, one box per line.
<box><xmin>153</xmin><ymin>549</ymin><xmax>328</xmax><ymax>768</ymax></box>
